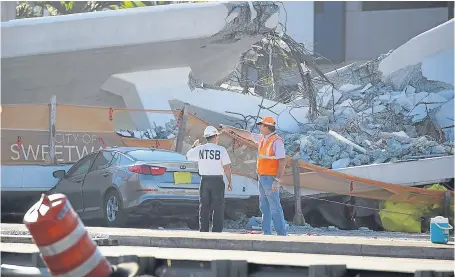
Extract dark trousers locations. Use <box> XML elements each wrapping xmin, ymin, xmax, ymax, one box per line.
<box><xmin>199</xmin><ymin>175</ymin><xmax>225</xmax><ymax>232</ymax></box>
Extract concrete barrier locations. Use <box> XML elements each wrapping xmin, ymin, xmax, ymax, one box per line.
<box><xmin>2</xmin><ymin>232</ymin><xmax>453</xmax><ymax>260</ymax></box>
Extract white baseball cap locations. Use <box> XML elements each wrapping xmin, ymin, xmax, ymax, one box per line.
<box><xmin>203</xmin><ymin>126</ymin><xmax>220</xmax><ymax>138</ymax></box>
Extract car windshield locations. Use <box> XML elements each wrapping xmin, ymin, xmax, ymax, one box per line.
<box><xmin>126</xmin><ymin>150</ymin><xmax>187</xmax><ymax>162</ymax></box>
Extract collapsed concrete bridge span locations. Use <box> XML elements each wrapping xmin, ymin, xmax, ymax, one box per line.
<box><xmin>1</xmin><ymin>1</ymin><xmax>280</xmax><ymax>127</ymax></box>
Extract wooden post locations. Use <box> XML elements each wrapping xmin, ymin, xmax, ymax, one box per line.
<box><xmin>291</xmin><ymin>159</ymin><xmax>305</xmax><ymax>225</ymax></box>
<box><xmin>48</xmin><ymin>95</ymin><xmax>57</xmax><ymax>164</ymax></box>
<box><xmin>175</xmin><ymin>103</ymin><xmax>189</xmax><ymax>154</ymax></box>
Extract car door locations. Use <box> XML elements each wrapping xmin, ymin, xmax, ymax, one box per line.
<box><xmin>53</xmin><ymin>153</ymin><xmax>98</xmax><ymax>214</ymax></box>
<box><xmin>109</xmin><ymin>152</ymin><xmax>136</xmax><ymax>206</ymax></box>
<box><xmin>81</xmin><ymin>150</ymin><xmax>116</xmax><ymax>218</ymax></box>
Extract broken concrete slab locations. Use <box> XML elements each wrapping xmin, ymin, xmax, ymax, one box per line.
<box><xmin>318</xmin><ymin>85</ymin><xmax>343</xmax><ymax>108</ymax></box>
<box><xmin>332</xmin><ymin>158</ymin><xmax>351</xmax><ymax>169</ymax></box>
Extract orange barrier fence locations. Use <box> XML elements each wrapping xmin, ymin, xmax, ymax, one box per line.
<box><xmin>218</xmin><ymin>127</ymin><xmax>453</xmax><ymax>205</ymax></box>
<box><xmin>1</xmin><ymin>102</ymin><xmax>453</xmax><ymax>206</ymax></box>
<box><xmin>1</xmin><ymin>104</ymin><xmax>179</xmax><ymax>164</ymax></box>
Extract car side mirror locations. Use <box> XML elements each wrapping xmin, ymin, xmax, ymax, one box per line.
<box><xmin>53</xmin><ymin>170</ymin><xmax>66</xmax><ymax>179</ymax></box>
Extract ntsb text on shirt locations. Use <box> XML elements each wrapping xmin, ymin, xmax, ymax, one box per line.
<box><xmin>186</xmin><ymin>143</ymin><xmax>231</xmax><ymax>175</ymax></box>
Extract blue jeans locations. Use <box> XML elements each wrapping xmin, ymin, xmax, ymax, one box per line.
<box><xmin>258</xmin><ymin>175</ymin><xmax>287</xmax><ymax>236</ymax></box>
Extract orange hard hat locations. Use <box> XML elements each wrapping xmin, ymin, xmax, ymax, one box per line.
<box><xmin>256</xmin><ymin>116</ymin><xmax>276</xmax><ymax>126</ymax></box>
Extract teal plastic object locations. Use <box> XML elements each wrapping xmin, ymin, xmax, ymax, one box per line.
<box><xmin>430</xmin><ymin>216</ymin><xmax>453</xmax><ymax>244</ymax></box>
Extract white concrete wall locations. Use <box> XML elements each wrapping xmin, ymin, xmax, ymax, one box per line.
<box><xmin>279</xmin><ymin>1</ymin><xmax>314</xmax><ymax>50</ymax></box>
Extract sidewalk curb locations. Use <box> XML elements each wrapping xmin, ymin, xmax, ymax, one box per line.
<box><xmin>0</xmin><ymin>235</ymin><xmax>118</xmax><ymax>247</ymax></box>
<box><xmin>2</xmin><ymin>234</ymin><xmax>453</xmax><ymax>260</ymax></box>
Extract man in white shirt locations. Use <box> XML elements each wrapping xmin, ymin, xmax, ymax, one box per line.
<box><xmin>186</xmin><ymin>126</ymin><xmax>232</xmax><ymax>233</ymax></box>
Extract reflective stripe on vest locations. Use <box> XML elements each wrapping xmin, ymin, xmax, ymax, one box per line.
<box><xmin>258</xmin><ymin>133</ymin><xmax>280</xmax><ymax>158</ymax></box>
<box><xmin>257</xmin><ymin>141</ymin><xmax>280</xmax><ymax>160</ymax></box>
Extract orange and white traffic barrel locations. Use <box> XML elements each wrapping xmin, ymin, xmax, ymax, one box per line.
<box><xmin>23</xmin><ymin>193</ymin><xmax>113</xmax><ymax>277</ymax></box>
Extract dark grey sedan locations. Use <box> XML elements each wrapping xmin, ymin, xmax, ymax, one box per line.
<box><xmin>51</xmin><ymin>147</ymin><xmax>201</xmax><ymax>228</ymax></box>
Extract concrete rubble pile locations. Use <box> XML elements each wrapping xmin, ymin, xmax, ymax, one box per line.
<box><xmin>117</xmin><ymin>120</ymin><xmax>178</xmax><ymax>140</ymax></box>
<box><xmin>119</xmin><ymin>20</ymin><xmax>453</xmax><ymax>173</ymax></box>
<box><xmin>281</xmin><ymin>54</ymin><xmax>454</xmax><ymax>169</ymax></box>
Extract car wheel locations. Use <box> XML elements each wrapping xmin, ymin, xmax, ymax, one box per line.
<box><xmin>186</xmin><ymin>218</ymin><xmax>199</xmax><ymax>230</ymax></box>
<box><xmin>103</xmin><ymin>190</ymin><xmax>126</xmax><ymax>227</ymax></box>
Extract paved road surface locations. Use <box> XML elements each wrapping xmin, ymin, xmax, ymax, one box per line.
<box><xmin>1</xmin><ymin>243</ymin><xmax>454</xmax><ymax>273</ymax></box>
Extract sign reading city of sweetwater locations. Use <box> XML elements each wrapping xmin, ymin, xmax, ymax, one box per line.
<box><xmin>1</xmin><ymin>130</ymin><xmax>124</xmax><ymax>164</ymax></box>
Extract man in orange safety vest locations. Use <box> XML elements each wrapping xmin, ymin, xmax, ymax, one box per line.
<box><xmin>220</xmin><ymin>116</ymin><xmax>287</xmax><ymax>236</ymax></box>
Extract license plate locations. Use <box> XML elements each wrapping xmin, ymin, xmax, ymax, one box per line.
<box><xmin>174</xmin><ymin>172</ymin><xmax>192</xmax><ymax>184</ymax></box>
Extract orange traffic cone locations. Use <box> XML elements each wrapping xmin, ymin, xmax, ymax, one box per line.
<box><xmin>23</xmin><ymin>193</ymin><xmax>113</xmax><ymax>277</ymax></box>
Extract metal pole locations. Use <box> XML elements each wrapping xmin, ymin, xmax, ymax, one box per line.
<box><xmin>443</xmin><ymin>191</ymin><xmax>451</xmax><ymax>219</ymax></box>
<box><xmin>292</xmin><ymin>159</ymin><xmax>305</xmax><ymax>225</ymax></box>
<box><xmin>48</xmin><ymin>95</ymin><xmax>57</xmax><ymax>164</ymax></box>
<box><xmin>175</xmin><ymin>103</ymin><xmax>189</xmax><ymax>154</ymax></box>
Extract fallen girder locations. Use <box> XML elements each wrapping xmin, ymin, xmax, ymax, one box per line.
<box><xmin>218</xmin><ymin>125</ymin><xmax>454</xmax><ymax>206</ymax></box>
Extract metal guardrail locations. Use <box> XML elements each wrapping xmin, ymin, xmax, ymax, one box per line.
<box><xmin>2</xmin><ymin>254</ymin><xmax>454</xmax><ymax>277</ymax></box>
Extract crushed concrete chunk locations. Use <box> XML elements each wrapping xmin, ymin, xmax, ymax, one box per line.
<box><xmin>361</xmin><ymin>83</ymin><xmax>372</xmax><ymax>92</ymax></box>
<box><xmin>431</xmin><ymin>145</ymin><xmax>446</xmax><ymax>154</ymax></box>
<box><xmin>395</xmin><ymin>91</ymin><xmax>414</xmax><ymax>111</ymax></box>
<box><xmin>363</xmin><ymin>104</ymin><xmax>386</xmax><ymax>115</ymax></box>
<box><xmin>339</xmin><ymin>83</ymin><xmax>363</xmax><ymax>93</ymax></box>
<box><xmin>390</xmin><ymin>101</ymin><xmax>403</xmax><ymax>114</ymax></box>
<box><xmin>276</xmin><ymin>31</ymin><xmax>453</xmax><ymax>169</ymax></box>
<box><xmin>335</xmin><ymin>107</ymin><xmax>358</xmax><ymax>124</ymax></box>
<box><xmin>338</xmin><ymin>99</ymin><xmax>354</xmax><ymax>108</ymax></box>
<box><xmin>332</xmin><ymin>158</ymin><xmax>351</xmax><ymax>169</ymax></box>
<box><xmin>318</xmin><ymin>85</ymin><xmax>342</xmax><ymax>108</ymax></box>
<box><xmin>409</xmin><ymin>104</ymin><xmax>429</xmax><ymax>122</ymax></box>
<box><xmin>314</xmin><ymin>115</ymin><xmax>329</xmax><ymax>128</ymax></box>
<box><xmin>387</xmin><ymin>139</ymin><xmax>402</xmax><ymax>153</ymax></box>
<box><xmin>403</xmin><ymin>85</ymin><xmax>416</xmax><ymax>96</ymax></box>
<box><xmin>435</xmin><ymin>98</ymin><xmax>454</xmax><ymax>141</ymax></box>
